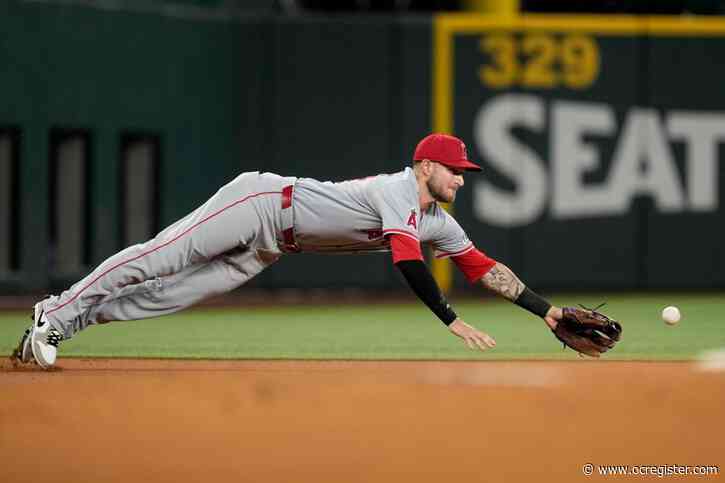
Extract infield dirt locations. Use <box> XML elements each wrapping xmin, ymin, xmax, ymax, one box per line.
<box><xmin>1</xmin><ymin>359</ymin><xmax>723</xmax><ymax>482</ymax></box>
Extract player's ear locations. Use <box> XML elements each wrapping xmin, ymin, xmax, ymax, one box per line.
<box><xmin>413</xmin><ymin>159</ymin><xmax>435</xmax><ymax>178</ymax></box>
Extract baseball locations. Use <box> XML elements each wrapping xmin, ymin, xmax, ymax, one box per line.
<box><xmin>662</xmin><ymin>306</ymin><xmax>681</xmax><ymax>326</ymax></box>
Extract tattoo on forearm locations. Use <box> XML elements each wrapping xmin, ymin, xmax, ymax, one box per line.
<box><xmin>481</xmin><ymin>263</ymin><xmax>525</xmax><ymax>301</ymax></box>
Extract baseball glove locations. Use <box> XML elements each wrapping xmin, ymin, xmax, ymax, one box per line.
<box><xmin>553</xmin><ymin>304</ymin><xmax>622</xmax><ymax>358</ymax></box>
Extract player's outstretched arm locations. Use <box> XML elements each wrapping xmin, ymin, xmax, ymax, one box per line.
<box><xmin>389</xmin><ymin>234</ymin><xmax>496</xmax><ymax>350</ymax></box>
<box><xmin>479</xmin><ymin>262</ymin><xmax>561</xmax><ymax>329</ymax></box>
<box><xmin>480</xmin><ymin>262</ymin><xmax>525</xmax><ymax>300</ymax></box>
<box><xmin>395</xmin><ymin>259</ymin><xmax>496</xmax><ymax>351</ymax></box>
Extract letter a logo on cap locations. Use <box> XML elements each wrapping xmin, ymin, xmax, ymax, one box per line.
<box><xmin>413</xmin><ymin>133</ymin><xmax>481</xmax><ymax>172</ymax></box>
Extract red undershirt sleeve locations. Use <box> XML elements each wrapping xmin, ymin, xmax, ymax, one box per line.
<box><xmin>389</xmin><ymin>233</ymin><xmax>424</xmax><ymax>264</ymax></box>
<box><xmin>451</xmin><ymin>248</ymin><xmax>496</xmax><ymax>284</ymax></box>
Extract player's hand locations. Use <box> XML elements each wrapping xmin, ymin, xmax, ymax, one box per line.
<box><xmin>544</xmin><ymin>306</ymin><xmax>562</xmax><ymax>330</ymax></box>
<box><xmin>448</xmin><ymin>318</ymin><xmax>496</xmax><ymax>351</ymax></box>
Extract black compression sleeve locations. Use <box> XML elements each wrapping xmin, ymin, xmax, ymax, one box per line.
<box><xmin>514</xmin><ymin>287</ymin><xmax>552</xmax><ymax>318</ymax></box>
<box><xmin>395</xmin><ymin>260</ymin><xmax>458</xmax><ymax>325</ymax></box>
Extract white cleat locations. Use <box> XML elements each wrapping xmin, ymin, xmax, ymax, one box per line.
<box><xmin>30</xmin><ymin>304</ymin><xmax>63</xmax><ymax>369</ymax></box>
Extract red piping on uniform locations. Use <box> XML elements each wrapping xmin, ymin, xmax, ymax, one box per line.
<box><xmin>434</xmin><ymin>243</ymin><xmax>474</xmax><ymax>259</ymax></box>
<box><xmin>382</xmin><ymin>229</ymin><xmax>419</xmax><ymax>242</ymax></box>
<box><xmin>46</xmin><ymin>190</ymin><xmax>283</xmax><ymax>316</ymax></box>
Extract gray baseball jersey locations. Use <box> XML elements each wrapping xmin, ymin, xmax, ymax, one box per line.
<box><xmin>293</xmin><ymin>167</ymin><xmax>474</xmax><ymax>258</ymax></box>
<box><xmin>40</xmin><ymin>168</ymin><xmax>475</xmax><ymax>339</ymax></box>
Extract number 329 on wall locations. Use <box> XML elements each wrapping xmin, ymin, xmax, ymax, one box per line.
<box><xmin>479</xmin><ymin>34</ymin><xmax>600</xmax><ymax>89</ymax></box>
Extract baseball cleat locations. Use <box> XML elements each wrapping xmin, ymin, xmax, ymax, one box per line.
<box><xmin>29</xmin><ymin>303</ymin><xmax>63</xmax><ymax>369</ymax></box>
<box><xmin>10</xmin><ymin>326</ymin><xmax>34</xmax><ymax>364</ymax></box>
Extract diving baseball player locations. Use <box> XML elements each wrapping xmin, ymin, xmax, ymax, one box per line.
<box><xmin>13</xmin><ymin>133</ymin><xmax>571</xmax><ymax>369</ymax></box>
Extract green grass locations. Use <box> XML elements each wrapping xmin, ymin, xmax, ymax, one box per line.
<box><xmin>1</xmin><ymin>293</ymin><xmax>723</xmax><ymax>360</ymax></box>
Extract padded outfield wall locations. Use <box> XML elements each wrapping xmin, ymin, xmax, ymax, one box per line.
<box><xmin>0</xmin><ymin>2</ymin><xmax>723</xmax><ymax>292</ymax></box>
<box><xmin>433</xmin><ymin>15</ymin><xmax>725</xmax><ymax>291</ymax></box>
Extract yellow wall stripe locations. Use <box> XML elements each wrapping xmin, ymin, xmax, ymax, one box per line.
<box><xmin>437</xmin><ymin>13</ymin><xmax>725</xmax><ymax>36</ymax></box>
<box><xmin>430</xmin><ymin>15</ymin><xmax>456</xmax><ymax>294</ymax></box>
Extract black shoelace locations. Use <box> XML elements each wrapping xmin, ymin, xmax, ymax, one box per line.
<box><xmin>46</xmin><ymin>330</ymin><xmax>63</xmax><ymax>348</ymax></box>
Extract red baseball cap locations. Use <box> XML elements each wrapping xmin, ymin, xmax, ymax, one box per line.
<box><xmin>413</xmin><ymin>133</ymin><xmax>482</xmax><ymax>172</ymax></box>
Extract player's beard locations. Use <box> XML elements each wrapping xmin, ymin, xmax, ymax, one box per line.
<box><xmin>427</xmin><ymin>179</ymin><xmax>456</xmax><ymax>203</ymax></box>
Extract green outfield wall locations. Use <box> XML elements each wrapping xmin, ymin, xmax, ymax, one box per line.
<box><xmin>1</xmin><ymin>2</ymin><xmax>724</xmax><ymax>292</ymax></box>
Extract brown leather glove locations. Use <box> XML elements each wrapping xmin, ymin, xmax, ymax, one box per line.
<box><xmin>553</xmin><ymin>305</ymin><xmax>622</xmax><ymax>358</ymax></box>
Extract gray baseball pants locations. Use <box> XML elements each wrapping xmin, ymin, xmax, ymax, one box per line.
<box><xmin>41</xmin><ymin>171</ymin><xmax>297</xmax><ymax>339</ymax></box>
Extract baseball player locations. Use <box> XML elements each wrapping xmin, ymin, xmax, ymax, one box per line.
<box><xmin>12</xmin><ymin>133</ymin><xmax>565</xmax><ymax>369</ymax></box>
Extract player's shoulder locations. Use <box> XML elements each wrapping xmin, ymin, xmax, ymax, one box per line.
<box><xmin>366</xmin><ymin>168</ymin><xmax>418</xmax><ymax>202</ymax></box>
<box><xmin>369</xmin><ymin>167</ymin><xmax>413</xmax><ymax>185</ymax></box>
<box><xmin>422</xmin><ymin>202</ymin><xmax>464</xmax><ymax>233</ymax></box>
<box><xmin>367</xmin><ymin>167</ymin><xmax>416</xmax><ymax>194</ymax></box>
<box><xmin>420</xmin><ymin>203</ymin><xmax>470</xmax><ymax>248</ymax></box>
